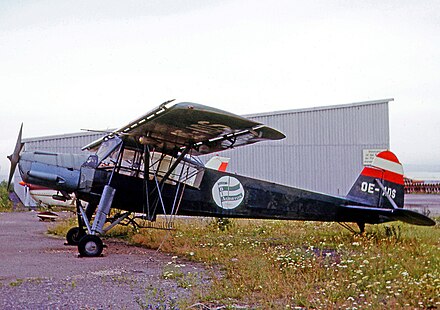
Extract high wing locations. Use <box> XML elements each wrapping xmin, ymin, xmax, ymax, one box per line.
<box><xmin>82</xmin><ymin>101</ymin><xmax>285</xmax><ymax>155</ymax></box>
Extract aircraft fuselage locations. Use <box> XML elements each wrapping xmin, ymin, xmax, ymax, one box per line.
<box><xmin>16</xmin><ymin>149</ymin><xmax>387</xmax><ymax>225</ymax></box>
<box><xmin>74</xmin><ymin>167</ymin><xmax>384</xmax><ymax>224</ymax></box>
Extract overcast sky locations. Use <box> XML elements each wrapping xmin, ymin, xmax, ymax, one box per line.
<box><xmin>1</xmin><ymin>0</ymin><xmax>439</xmax><ymax>179</ymax></box>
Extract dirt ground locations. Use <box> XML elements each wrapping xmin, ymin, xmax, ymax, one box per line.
<box><xmin>0</xmin><ymin>211</ymin><xmax>210</xmax><ymax>309</ymax></box>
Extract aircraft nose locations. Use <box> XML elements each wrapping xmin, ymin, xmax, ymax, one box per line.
<box><xmin>16</xmin><ymin>155</ymin><xmax>31</xmax><ymax>183</ymax></box>
<box><xmin>17</xmin><ymin>151</ymin><xmax>85</xmax><ymax>193</ymax></box>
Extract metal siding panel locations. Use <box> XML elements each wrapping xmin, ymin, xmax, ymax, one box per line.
<box><xmin>234</xmin><ymin>101</ymin><xmax>389</xmax><ymax>195</ymax></box>
<box><xmin>24</xmin><ymin>133</ymin><xmax>103</xmax><ymax>154</ymax></box>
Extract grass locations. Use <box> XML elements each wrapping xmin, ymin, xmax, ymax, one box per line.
<box><xmin>9</xmin><ymin>279</ymin><xmax>24</xmax><ymax>287</ymax></box>
<box><xmin>51</xmin><ymin>215</ymin><xmax>440</xmax><ymax>308</ymax></box>
<box><xmin>0</xmin><ymin>181</ymin><xmax>13</xmax><ymax>212</ymax></box>
<box><xmin>136</xmin><ymin>286</ymin><xmax>179</xmax><ymax>310</ymax></box>
<box><xmin>46</xmin><ymin>216</ymin><xmax>77</xmax><ymax>237</ymax></box>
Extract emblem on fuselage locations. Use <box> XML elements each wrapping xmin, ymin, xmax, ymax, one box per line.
<box><xmin>212</xmin><ymin>176</ymin><xmax>244</xmax><ymax>209</ymax></box>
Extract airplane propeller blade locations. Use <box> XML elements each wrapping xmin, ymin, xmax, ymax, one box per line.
<box><xmin>7</xmin><ymin>123</ymin><xmax>25</xmax><ymax>190</ymax></box>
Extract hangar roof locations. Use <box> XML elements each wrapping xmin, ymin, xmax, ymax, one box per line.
<box><xmin>244</xmin><ymin>98</ymin><xmax>394</xmax><ymax>118</ymax></box>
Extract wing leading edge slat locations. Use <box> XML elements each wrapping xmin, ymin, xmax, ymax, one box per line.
<box><xmin>83</xmin><ymin>101</ymin><xmax>285</xmax><ymax>155</ymax></box>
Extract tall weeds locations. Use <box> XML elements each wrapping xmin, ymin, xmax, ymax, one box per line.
<box><xmin>0</xmin><ymin>181</ymin><xmax>13</xmax><ymax>212</ymax></box>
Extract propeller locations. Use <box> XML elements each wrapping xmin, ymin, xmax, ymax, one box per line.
<box><xmin>7</xmin><ymin>123</ymin><xmax>25</xmax><ymax>190</ymax></box>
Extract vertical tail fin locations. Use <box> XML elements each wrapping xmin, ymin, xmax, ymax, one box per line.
<box><xmin>205</xmin><ymin>155</ymin><xmax>230</xmax><ymax>172</ymax></box>
<box><xmin>347</xmin><ymin>151</ymin><xmax>404</xmax><ymax>208</ymax></box>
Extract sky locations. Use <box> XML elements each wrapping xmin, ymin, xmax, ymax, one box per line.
<box><xmin>1</xmin><ymin>0</ymin><xmax>439</xmax><ymax>179</ymax></box>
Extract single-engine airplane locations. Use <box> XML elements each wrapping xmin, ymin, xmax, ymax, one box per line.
<box><xmin>8</xmin><ymin>100</ymin><xmax>435</xmax><ymax>257</ymax></box>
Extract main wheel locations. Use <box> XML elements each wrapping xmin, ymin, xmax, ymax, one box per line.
<box><xmin>78</xmin><ymin>235</ymin><xmax>103</xmax><ymax>257</ymax></box>
<box><xmin>66</xmin><ymin>227</ymin><xmax>85</xmax><ymax>245</ymax></box>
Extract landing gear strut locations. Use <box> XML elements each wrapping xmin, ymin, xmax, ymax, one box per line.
<box><xmin>70</xmin><ymin>186</ymin><xmax>116</xmax><ymax>257</ymax></box>
<box><xmin>64</xmin><ymin>199</ymin><xmax>105</xmax><ymax>257</ymax></box>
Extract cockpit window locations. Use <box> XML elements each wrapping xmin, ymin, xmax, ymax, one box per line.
<box><xmin>95</xmin><ymin>136</ymin><xmax>123</xmax><ymax>167</ymax></box>
<box><xmin>93</xmin><ymin>136</ymin><xmax>204</xmax><ymax>188</ymax></box>
<box><xmin>83</xmin><ymin>154</ymin><xmax>99</xmax><ymax>168</ymax></box>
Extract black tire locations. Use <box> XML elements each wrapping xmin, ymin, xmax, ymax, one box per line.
<box><xmin>66</xmin><ymin>227</ymin><xmax>85</xmax><ymax>245</ymax></box>
<box><xmin>78</xmin><ymin>235</ymin><xmax>103</xmax><ymax>257</ymax></box>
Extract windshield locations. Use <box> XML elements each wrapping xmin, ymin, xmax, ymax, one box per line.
<box><xmin>95</xmin><ymin>136</ymin><xmax>123</xmax><ymax>165</ymax></box>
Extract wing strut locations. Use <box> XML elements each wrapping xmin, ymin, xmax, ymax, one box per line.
<box><xmin>148</xmin><ymin>146</ymin><xmax>191</xmax><ymax>226</ymax></box>
<box><xmin>143</xmin><ymin>144</ymin><xmax>151</xmax><ymax>220</ymax></box>
<box><xmin>159</xmin><ymin>147</ymin><xmax>191</xmax><ymax>188</ymax></box>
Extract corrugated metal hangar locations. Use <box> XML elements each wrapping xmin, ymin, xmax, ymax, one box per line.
<box><xmin>223</xmin><ymin>99</ymin><xmax>391</xmax><ymax>195</ymax></box>
<box><xmin>22</xmin><ymin>131</ymin><xmax>103</xmax><ymax>154</ymax></box>
<box><xmin>16</xmin><ymin>98</ymin><xmax>391</xmax><ymax>198</ymax></box>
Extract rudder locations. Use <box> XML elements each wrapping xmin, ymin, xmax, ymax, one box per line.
<box><xmin>347</xmin><ymin>151</ymin><xmax>404</xmax><ymax>209</ymax></box>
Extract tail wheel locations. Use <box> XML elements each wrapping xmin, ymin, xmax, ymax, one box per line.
<box><xmin>78</xmin><ymin>235</ymin><xmax>103</xmax><ymax>257</ymax></box>
<box><xmin>66</xmin><ymin>227</ymin><xmax>85</xmax><ymax>245</ymax></box>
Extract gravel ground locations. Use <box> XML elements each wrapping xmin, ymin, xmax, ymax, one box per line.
<box><xmin>0</xmin><ymin>211</ymin><xmax>211</xmax><ymax>309</ymax></box>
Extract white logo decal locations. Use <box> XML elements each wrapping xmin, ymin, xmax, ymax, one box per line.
<box><xmin>212</xmin><ymin>176</ymin><xmax>244</xmax><ymax>209</ymax></box>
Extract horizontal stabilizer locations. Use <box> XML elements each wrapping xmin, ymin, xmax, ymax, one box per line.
<box><xmin>342</xmin><ymin>205</ymin><xmax>436</xmax><ymax>226</ymax></box>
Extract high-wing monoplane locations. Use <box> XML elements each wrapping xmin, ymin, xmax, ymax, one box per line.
<box><xmin>8</xmin><ymin>101</ymin><xmax>435</xmax><ymax>257</ymax></box>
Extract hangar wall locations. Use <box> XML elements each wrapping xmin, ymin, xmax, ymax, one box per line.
<box><xmin>23</xmin><ymin>132</ymin><xmax>103</xmax><ymax>154</ymax></box>
<box><xmin>216</xmin><ymin>99</ymin><xmax>391</xmax><ymax>196</ymax></box>
<box><xmin>18</xmin><ymin>99</ymin><xmax>391</xmax><ymax>198</ymax></box>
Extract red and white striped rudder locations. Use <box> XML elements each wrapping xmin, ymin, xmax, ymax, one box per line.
<box><xmin>347</xmin><ymin>151</ymin><xmax>404</xmax><ymax>209</ymax></box>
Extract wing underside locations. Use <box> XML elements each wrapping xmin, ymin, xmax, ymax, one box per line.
<box><xmin>83</xmin><ymin>101</ymin><xmax>285</xmax><ymax>155</ymax></box>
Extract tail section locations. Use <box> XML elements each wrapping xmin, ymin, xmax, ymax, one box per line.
<box><xmin>347</xmin><ymin>151</ymin><xmax>404</xmax><ymax>209</ymax></box>
<box><xmin>205</xmin><ymin>155</ymin><xmax>230</xmax><ymax>172</ymax></box>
